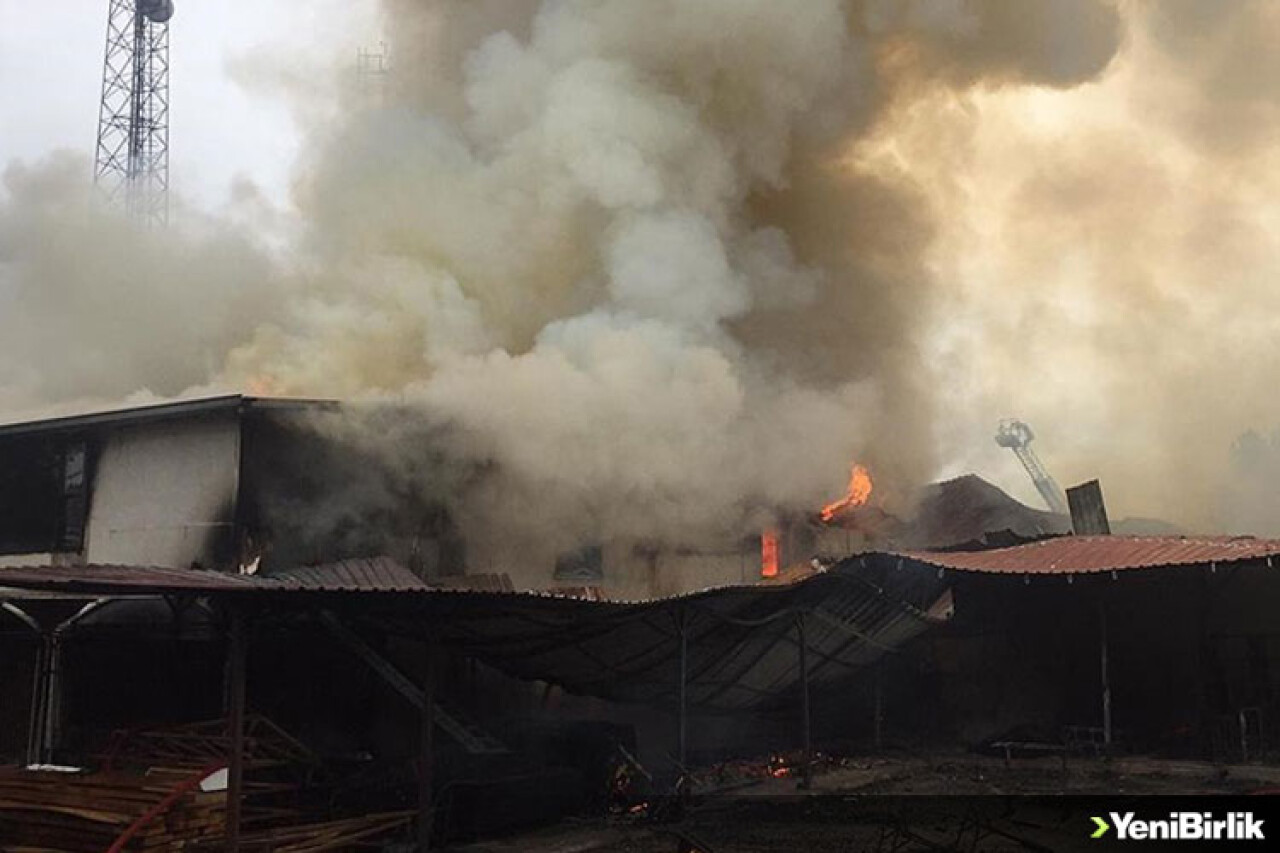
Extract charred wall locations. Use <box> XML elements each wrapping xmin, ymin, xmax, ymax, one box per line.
<box><xmin>237</xmin><ymin>410</ymin><xmax>466</xmax><ymax>578</ymax></box>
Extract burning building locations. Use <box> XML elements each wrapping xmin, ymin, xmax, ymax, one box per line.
<box><xmin>3</xmin><ymin>401</ymin><xmax>1280</xmax><ymax>849</ymax></box>
<box><xmin>0</xmin><ymin>395</ymin><xmax>468</xmax><ymax>579</ymax></box>
<box><xmin>0</xmin><ymin>394</ymin><xmax>795</xmax><ymax>600</ymax></box>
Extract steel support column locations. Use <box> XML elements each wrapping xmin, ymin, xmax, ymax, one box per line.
<box><xmin>798</xmin><ymin>614</ymin><xmax>812</xmax><ymax>790</ymax></box>
<box><xmin>418</xmin><ymin>634</ymin><xmax>437</xmax><ymax>851</ymax></box>
<box><xmin>1099</xmin><ymin>600</ymin><xmax>1112</xmax><ymax>749</ymax></box>
<box><xmin>873</xmin><ymin>660</ymin><xmax>884</xmax><ymax>753</ymax></box>
<box><xmin>677</xmin><ymin>610</ymin><xmax>688</xmax><ymax>774</ymax></box>
<box><xmin>225</xmin><ymin>607</ymin><xmax>248</xmax><ymax>853</ymax></box>
<box><xmin>26</xmin><ymin>635</ymin><xmax>49</xmax><ymax>767</ymax></box>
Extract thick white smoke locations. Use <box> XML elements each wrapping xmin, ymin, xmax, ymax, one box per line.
<box><xmin>217</xmin><ymin>0</ymin><xmax>1127</xmax><ymax>552</ymax></box>
<box><xmin>8</xmin><ymin>0</ymin><xmax>1280</xmax><ymax>565</ymax></box>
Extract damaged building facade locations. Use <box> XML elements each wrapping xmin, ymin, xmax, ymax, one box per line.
<box><xmin>0</xmin><ymin>396</ymin><xmax>466</xmax><ymax>578</ymax></box>
<box><xmin>3</xmin><ymin>399</ymin><xmax>1280</xmax><ymax>849</ymax></box>
<box><xmin>0</xmin><ymin>395</ymin><xmax>778</xmax><ymax>599</ymax></box>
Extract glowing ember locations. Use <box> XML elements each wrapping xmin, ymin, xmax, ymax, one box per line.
<box><xmin>761</xmin><ymin>530</ymin><xmax>779</xmax><ymax>578</ymax></box>
<box><xmin>820</xmin><ymin>463</ymin><xmax>873</xmax><ymax>523</ymax></box>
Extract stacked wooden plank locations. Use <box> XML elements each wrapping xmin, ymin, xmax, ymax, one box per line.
<box><xmin>225</xmin><ymin>812</ymin><xmax>414</xmax><ymax>853</ymax></box>
<box><xmin>0</xmin><ymin>766</ymin><xmax>225</xmax><ymax>852</ymax></box>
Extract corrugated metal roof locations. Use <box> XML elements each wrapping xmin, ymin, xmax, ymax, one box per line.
<box><xmin>0</xmin><ymin>564</ymin><xmax>257</xmax><ymax>594</ymax></box>
<box><xmin>0</xmin><ymin>394</ymin><xmax>338</xmax><ymax>438</ymax></box>
<box><xmin>9</xmin><ymin>536</ymin><xmax>1275</xmax><ymax>712</ymax></box>
<box><xmin>5</xmin><ymin>535</ymin><xmax>1276</xmax><ymax>596</ymax></box>
<box><xmin>0</xmin><ymin>558</ymin><xmax>427</xmax><ymax>595</ymax></box>
<box><xmin>0</xmin><ymin>557</ymin><xmax>946</xmax><ymax>711</ymax></box>
<box><xmin>357</xmin><ymin>560</ymin><xmax>945</xmax><ymax>711</ymax></box>
<box><xmin>893</xmin><ymin>535</ymin><xmax>1280</xmax><ymax>575</ymax></box>
<box><xmin>435</xmin><ymin>573</ymin><xmax>516</xmax><ymax>593</ymax></box>
<box><xmin>267</xmin><ymin>557</ymin><xmax>428</xmax><ymax>592</ymax></box>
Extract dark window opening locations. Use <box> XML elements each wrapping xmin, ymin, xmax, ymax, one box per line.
<box><xmin>554</xmin><ymin>544</ymin><xmax>604</xmax><ymax>581</ymax></box>
<box><xmin>0</xmin><ymin>436</ymin><xmax>92</xmax><ymax>556</ymax></box>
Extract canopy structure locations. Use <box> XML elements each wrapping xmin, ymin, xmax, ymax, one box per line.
<box><xmin>356</xmin><ymin>560</ymin><xmax>946</xmax><ymax>712</ymax></box>
<box><xmin>6</xmin><ymin>534</ymin><xmax>1280</xmax><ymax>712</ymax></box>
<box><xmin>0</xmin><ymin>557</ymin><xmax>947</xmax><ymax>712</ymax></box>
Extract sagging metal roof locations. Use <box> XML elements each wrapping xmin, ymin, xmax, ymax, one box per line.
<box><xmin>269</xmin><ymin>557</ymin><xmax>429</xmax><ymax>592</ymax></box>
<box><xmin>373</xmin><ymin>559</ymin><xmax>945</xmax><ymax>711</ymax></box>
<box><xmin>0</xmin><ymin>557</ymin><xmax>945</xmax><ymax>712</ymax></box>
<box><xmin>7</xmin><ymin>535</ymin><xmax>1272</xmax><ymax>710</ymax></box>
<box><xmin>893</xmin><ymin>535</ymin><xmax>1280</xmax><ymax>575</ymax></box>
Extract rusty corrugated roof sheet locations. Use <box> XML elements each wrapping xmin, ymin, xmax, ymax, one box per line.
<box><xmin>0</xmin><ymin>557</ymin><xmax>428</xmax><ymax>595</ymax></box>
<box><xmin>267</xmin><ymin>556</ymin><xmax>428</xmax><ymax>592</ymax></box>
<box><xmin>0</xmin><ymin>564</ymin><xmax>256</xmax><ymax>594</ymax></box>
<box><xmin>435</xmin><ymin>573</ymin><xmax>515</xmax><ymax>592</ymax></box>
<box><xmin>893</xmin><ymin>535</ymin><xmax>1280</xmax><ymax>575</ymax></box>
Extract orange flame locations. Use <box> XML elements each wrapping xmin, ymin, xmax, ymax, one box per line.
<box><xmin>246</xmin><ymin>376</ymin><xmax>279</xmax><ymax>397</ymax></box>
<box><xmin>761</xmin><ymin>530</ymin><xmax>779</xmax><ymax>578</ymax></box>
<box><xmin>820</xmin><ymin>463</ymin><xmax>873</xmax><ymax>523</ymax></box>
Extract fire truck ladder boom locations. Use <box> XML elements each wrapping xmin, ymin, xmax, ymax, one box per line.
<box><xmin>995</xmin><ymin>419</ymin><xmax>1069</xmax><ymax>515</ymax></box>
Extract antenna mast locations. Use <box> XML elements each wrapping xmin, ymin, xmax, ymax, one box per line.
<box><xmin>94</xmin><ymin>0</ymin><xmax>174</xmax><ymax>228</ymax></box>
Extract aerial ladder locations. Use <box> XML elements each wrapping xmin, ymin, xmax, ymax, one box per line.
<box><xmin>995</xmin><ymin>419</ymin><xmax>1069</xmax><ymax>515</ymax></box>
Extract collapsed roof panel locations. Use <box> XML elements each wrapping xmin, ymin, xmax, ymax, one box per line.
<box><xmin>0</xmin><ymin>557</ymin><xmax>945</xmax><ymax>712</ymax></box>
<box><xmin>6</xmin><ymin>534</ymin><xmax>1276</xmax><ymax>711</ymax></box>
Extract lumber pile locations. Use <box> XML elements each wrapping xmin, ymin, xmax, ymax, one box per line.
<box><xmin>0</xmin><ymin>765</ymin><xmax>225</xmax><ymax>852</ymax></box>
<box><xmin>197</xmin><ymin>812</ymin><xmax>414</xmax><ymax>853</ymax></box>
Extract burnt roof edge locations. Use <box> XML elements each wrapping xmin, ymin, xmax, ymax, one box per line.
<box><xmin>0</xmin><ymin>394</ymin><xmax>340</xmax><ymax>438</ymax></box>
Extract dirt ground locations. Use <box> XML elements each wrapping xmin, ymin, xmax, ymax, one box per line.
<box><xmin>444</xmin><ymin>754</ymin><xmax>1280</xmax><ymax>852</ymax></box>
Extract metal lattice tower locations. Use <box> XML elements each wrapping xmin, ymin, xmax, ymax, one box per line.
<box><xmin>356</xmin><ymin>42</ymin><xmax>390</xmax><ymax>102</ymax></box>
<box><xmin>94</xmin><ymin>0</ymin><xmax>174</xmax><ymax>228</ymax></box>
<box><xmin>995</xmin><ymin>419</ymin><xmax>1070</xmax><ymax>515</ymax></box>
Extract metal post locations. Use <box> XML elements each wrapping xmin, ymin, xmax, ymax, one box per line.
<box><xmin>1099</xmin><ymin>601</ymin><xmax>1112</xmax><ymax>750</ymax></box>
<box><xmin>1194</xmin><ymin>568</ymin><xmax>1214</xmax><ymax>758</ymax></box>
<box><xmin>41</xmin><ymin>634</ymin><xmax>63</xmax><ymax>764</ymax></box>
<box><xmin>225</xmin><ymin>607</ymin><xmax>248</xmax><ymax>853</ymax></box>
<box><xmin>26</xmin><ymin>636</ymin><xmax>49</xmax><ymax>767</ymax></box>
<box><xmin>798</xmin><ymin>614</ymin><xmax>812</xmax><ymax>790</ymax></box>
<box><xmin>677</xmin><ymin>611</ymin><xmax>688</xmax><ymax>773</ymax></box>
<box><xmin>418</xmin><ymin>634</ymin><xmax>437</xmax><ymax>851</ymax></box>
<box><xmin>873</xmin><ymin>660</ymin><xmax>884</xmax><ymax>753</ymax></box>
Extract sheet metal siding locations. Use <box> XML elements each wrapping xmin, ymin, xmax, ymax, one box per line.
<box><xmin>84</xmin><ymin>415</ymin><xmax>242</xmax><ymax>568</ymax></box>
